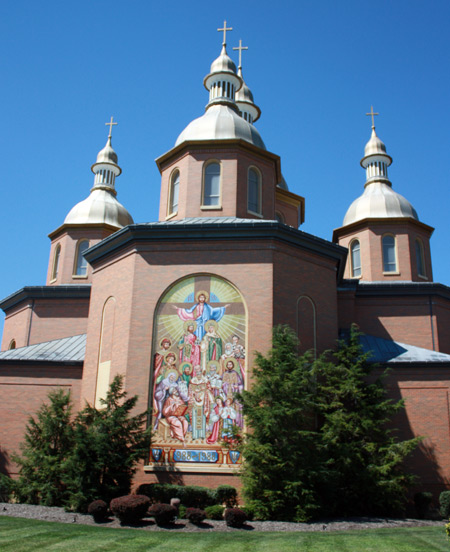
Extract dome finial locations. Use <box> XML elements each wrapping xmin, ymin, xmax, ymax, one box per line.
<box><xmin>105</xmin><ymin>116</ymin><xmax>117</xmax><ymax>139</ymax></box>
<box><xmin>233</xmin><ymin>39</ymin><xmax>248</xmax><ymax>70</ymax></box>
<box><xmin>366</xmin><ymin>105</ymin><xmax>379</xmax><ymax>131</ymax></box>
<box><xmin>217</xmin><ymin>19</ymin><xmax>232</xmax><ymax>47</ymax></box>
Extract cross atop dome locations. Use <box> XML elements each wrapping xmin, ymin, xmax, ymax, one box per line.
<box><xmin>217</xmin><ymin>20</ymin><xmax>232</xmax><ymax>46</ymax></box>
<box><xmin>233</xmin><ymin>39</ymin><xmax>248</xmax><ymax>69</ymax></box>
<box><xmin>366</xmin><ymin>106</ymin><xmax>379</xmax><ymax>130</ymax></box>
<box><xmin>105</xmin><ymin>116</ymin><xmax>117</xmax><ymax>138</ymax></box>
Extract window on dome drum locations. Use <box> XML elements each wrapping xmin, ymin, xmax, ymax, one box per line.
<box><xmin>415</xmin><ymin>238</ymin><xmax>426</xmax><ymax>277</ymax></box>
<box><xmin>74</xmin><ymin>240</ymin><xmax>89</xmax><ymax>276</ymax></box>
<box><xmin>382</xmin><ymin>235</ymin><xmax>397</xmax><ymax>273</ymax></box>
<box><xmin>52</xmin><ymin>244</ymin><xmax>61</xmax><ymax>280</ymax></box>
<box><xmin>350</xmin><ymin>240</ymin><xmax>361</xmax><ymax>277</ymax></box>
<box><xmin>168</xmin><ymin>170</ymin><xmax>180</xmax><ymax>215</ymax></box>
<box><xmin>247</xmin><ymin>168</ymin><xmax>261</xmax><ymax>214</ymax></box>
<box><xmin>275</xmin><ymin>211</ymin><xmax>285</xmax><ymax>223</ymax></box>
<box><xmin>203</xmin><ymin>162</ymin><xmax>221</xmax><ymax>206</ymax></box>
<box><xmin>8</xmin><ymin>339</ymin><xmax>16</xmax><ymax>350</ymax></box>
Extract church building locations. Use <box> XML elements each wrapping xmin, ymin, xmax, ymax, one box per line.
<box><xmin>1</xmin><ymin>25</ymin><xmax>450</xmax><ymax>496</ymax></box>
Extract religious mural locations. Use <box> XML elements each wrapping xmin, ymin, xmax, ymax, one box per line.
<box><xmin>149</xmin><ymin>275</ymin><xmax>246</xmax><ymax>470</ymax></box>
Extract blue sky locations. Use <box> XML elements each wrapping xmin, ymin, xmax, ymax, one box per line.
<box><xmin>1</xmin><ymin>0</ymin><xmax>449</xmax><ymax>338</ymax></box>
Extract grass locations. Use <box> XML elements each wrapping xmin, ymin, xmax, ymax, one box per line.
<box><xmin>0</xmin><ymin>517</ymin><xmax>448</xmax><ymax>552</ymax></box>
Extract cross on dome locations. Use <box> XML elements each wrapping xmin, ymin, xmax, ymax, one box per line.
<box><xmin>233</xmin><ymin>39</ymin><xmax>248</xmax><ymax>69</ymax></box>
<box><xmin>366</xmin><ymin>106</ymin><xmax>379</xmax><ymax>129</ymax></box>
<box><xmin>105</xmin><ymin>116</ymin><xmax>118</xmax><ymax>138</ymax></box>
<box><xmin>217</xmin><ymin>20</ymin><xmax>232</xmax><ymax>46</ymax></box>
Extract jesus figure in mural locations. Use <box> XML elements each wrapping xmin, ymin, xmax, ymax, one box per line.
<box><xmin>173</xmin><ymin>290</ymin><xmax>229</xmax><ymax>341</ymax></box>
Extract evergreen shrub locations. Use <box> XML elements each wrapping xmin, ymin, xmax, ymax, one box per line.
<box><xmin>110</xmin><ymin>495</ymin><xmax>150</xmax><ymax>524</ymax></box>
<box><xmin>178</xmin><ymin>504</ymin><xmax>187</xmax><ymax>519</ymax></box>
<box><xmin>205</xmin><ymin>504</ymin><xmax>224</xmax><ymax>520</ymax></box>
<box><xmin>136</xmin><ymin>483</ymin><xmax>215</xmax><ymax>508</ymax></box>
<box><xmin>214</xmin><ymin>485</ymin><xmax>238</xmax><ymax>507</ymax></box>
<box><xmin>148</xmin><ymin>503</ymin><xmax>177</xmax><ymax>526</ymax></box>
<box><xmin>224</xmin><ymin>507</ymin><xmax>247</xmax><ymax>528</ymax></box>
<box><xmin>0</xmin><ymin>475</ymin><xmax>12</xmax><ymax>503</ymax></box>
<box><xmin>186</xmin><ymin>507</ymin><xmax>207</xmax><ymax>524</ymax></box>
<box><xmin>439</xmin><ymin>491</ymin><xmax>450</xmax><ymax>518</ymax></box>
<box><xmin>87</xmin><ymin>500</ymin><xmax>108</xmax><ymax>522</ymax></box>
<box><xmin>414</xmin><ymin>492</ymin><xmax>433</xmax><ymax>519</ymax></box>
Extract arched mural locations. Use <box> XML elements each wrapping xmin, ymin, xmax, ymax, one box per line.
<box><xmin>149</xmin><ymin>274</ymin><xmax>246</xmax><ymax>471</ymax></box>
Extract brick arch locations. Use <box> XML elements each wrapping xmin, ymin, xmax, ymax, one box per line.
<box><xmin>296</xmin><ymin>295</ymin><xmax>317</xmax><ymax>356</ymax></box>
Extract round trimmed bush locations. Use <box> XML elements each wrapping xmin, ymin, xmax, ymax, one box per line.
<box><xmin>148</xmin><ymin>503</ymin><xmax>177</xmax><ymax>526</ymax></box>
<box><xmin>110</xmin><ymin>495</ymin><xmax>150</xmax><ymax>524</ymax></box>
<box><xmin>87</xmin><ymin>499</ymin><xmax>108</xmax><ymax>522</ymax></box>
<box><xmin>224</xmin><ymin>507</ymin><xmax>247</xmax><ymax>528</ymax></box>
<box><xmin>186</xmin><ymin>507</ymin><xmax>206</xmax><ymax>524</ymax></box>
<box><xmin>205</xmin><ymin>504</ymin><xmax>225</xmax><ymax>520</ymax></box>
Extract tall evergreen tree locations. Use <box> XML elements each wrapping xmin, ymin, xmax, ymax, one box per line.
<box><xmin>239</xmin><ymin>325</ymin><xmax>419</xmax><ymax>521</ymax></box>
<box><xmin>238</xmin><ymin>325</ymin><xmax>322</xmax><ymax>521</ymax></box>
<box><xmin>312</xmin><ymin>326</ymin><xmax>419</xmax><ymax>517</ymax></box>
<box><xmin>65</xmin><ymin>375</ymin><xmax>151</xmax><ymax>511</ymax></box>
<box><xmin>11</xmin><ymin>389</ymin><xmax>74</xmax><ymax>506</ymax></box>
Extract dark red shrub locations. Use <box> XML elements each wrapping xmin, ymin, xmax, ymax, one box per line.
<box><xmin>224</xmin><ymin>507</ymin><xmax>248</xmax><ymax>528</ymax></box>
<box><xmin>110</xmin><ymin>495</ymin><xmax>150</xmax><ymax>524</ymax></box>
<box><xmin>186</xmin><ymin>507</ymin><xmax>206</xmax><ymax>524</ymax></box>
<box><xmin>87</xmin><ymin>499</ymin><xmax>108</xmax><ymax>522</ymax></box>
<box><xmin>148</xmin><ymin>503</ymin><xmax>177</xmax><ymax>526</ymax></box>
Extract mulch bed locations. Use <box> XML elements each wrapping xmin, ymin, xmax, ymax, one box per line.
<box><xmin>0</xmin><ymin>503</ymin><xmax>445</xmax><ymax>532</ymax></box>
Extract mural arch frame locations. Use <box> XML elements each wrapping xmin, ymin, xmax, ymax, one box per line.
<box><xmin>147</xmin><ymin>273</ymin><xmax>248</xmax><ymax>473</ymax></box>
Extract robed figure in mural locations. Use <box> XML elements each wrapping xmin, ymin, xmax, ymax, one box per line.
<box><xmin>178</xmin><ymin>321</ymin><xmax>201</xmax><ymax>367</ymax></box>
<box><xmin>188</xmin><ymin>365</ymin><xmax>212</xmax><ymax>440</ymax></box>
<box><xmin>201</xmin><ymin>321</ymin><xmax>223</xmax><ymax>371</ymax></box>
<box><xmin>162</xmin><ymin>387</ymin><xmax>188</xmax><ymax>442</ymax></box>
<box><xmin>173</xmin><ymin>290</ymin><xmax>229</xmax><ymax>341</ymax></box>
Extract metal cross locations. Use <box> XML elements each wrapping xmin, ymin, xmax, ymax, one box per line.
<box><xmin>217</xmin><ymin>20</ymin><xmax>232</xmax><ymax>45</ymax></box>
<box><xmin>105</xmin><ymin>116</ymin><xmax>117</xmax><ymax>137</ymax></box>
<box><xmin>366</xmin><ymin>106</ymin><xmax>379</xmax><ymax>128</ymax></box>
<box><xmin>233</xmin><ymin>39</ymin><xmax>248</xmax><ymax>68</ymax></box>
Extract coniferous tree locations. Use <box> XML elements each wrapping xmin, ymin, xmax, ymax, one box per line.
<box><xmin>11</xmin><ymin>389</ymin><xmax>74</xmax><ymax>506</ymax></box>
<box><xmin>64</xmin><ymin>375</ymin><xmax>151</xmax><ymax>511</ymax></box>
<box><xmin>239</xmin><ymin>325</ymin><xmax>419</xmax><ymax>521</ymax></box>
<box><xmin>238</xmin><ymin>325</ymin><xmax>322</xmax><ymax>521</ymax></box>
<box><xmin>312</xmin><ymin>326</ymin><xmax>419</xmax><ymax>517</ymax></box>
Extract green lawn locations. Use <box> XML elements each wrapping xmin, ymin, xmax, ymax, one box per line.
<box><xmin>0</xmin><ymin>517</ymin><xmax>447</xmax><ymax>552</ymax></box>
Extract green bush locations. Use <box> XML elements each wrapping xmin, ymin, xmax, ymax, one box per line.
<box><xmin>414</xmin><ymin>492</ymin><xmax>433</xmax><ymax>519</ymax></box>
<box><xmin>439</xmin><ymin>491</ymin><xmax>450</xmax><ymax>518</ymax></box>
<box><xmin>136</xmin><ymin>483</ymin><xmax>215</xmax><ymax>508</ymax></box>
<box><xmin>214</xmin><ymin>485</ymin><xmax>238</xmax><ymax>507</ymax></box>
<box><xmin>205</xmin><ymin>504</ymin><xmax>224</xmax><ymax>520</ymax></box>
<box><xmin>178</xmin><ymin>504</ymin><xmax>186</xmax><ymax>519</ymax></box>
<box><xmin>241</xmin><ymin>504</ymin><xmax>256</xmax><ymax>521</ymax></box>
<box><xmin>0</xmin><ymin>475</ymin><xmax>12</xmax><ymax>503</ymax></box>
<box><xmin>110</xmin><ymin>495</ymin><xmax>150</xmax><ymax>524</ymax></box>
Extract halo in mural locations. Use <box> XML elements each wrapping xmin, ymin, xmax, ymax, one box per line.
<box><xmin>150</xmin><ymin>274</ymin><xmax>246</xmax><ymax>470</ymax></box>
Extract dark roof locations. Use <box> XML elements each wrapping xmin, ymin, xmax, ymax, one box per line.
<box><xmin>359</xmin><ymin>333</ymin><xmax>450</xmax><ymax>365</ymax></box>
<box><xmin>84</xmin><ymin>217</ymin><xmax>348</xmax><ymax>279</ymax></box>
<box><xmin>0</xmin><ymin>334</ymin><xmax>86</xmax><ymax>364</ymax></box>
<box><xmin>338</xmin><ymin>279</ymin><xmax>450</xmax><ymax>299</ymax></box>
<box><xmin>0</xmin><ymin>285</ymin><xmax>91</xmax><ymax>312</ymax></box>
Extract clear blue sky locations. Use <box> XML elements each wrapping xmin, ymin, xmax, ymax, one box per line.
<box><xmin>1</xmin><ymin>0</ymin><xmax>449</xmax><ymax>339</ymax></box>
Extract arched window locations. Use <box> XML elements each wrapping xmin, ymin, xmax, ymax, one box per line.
<box><xmin>74</xmin><ymin>240</ymin><xmax>89</xmax><ymax>276</ymax></box>
<box><xmin>247</xmin><ymin>167</ymin><xmax>261</xmax><ymax>214</ymax></box>
<box><xmin>350</xmin><ymin>240</ymin><xmax>361</xmax><ymax>277</ymax></box>
<box><xmin>8</xmin><ymin>339</ymin><xmax>16</xmax><ymax>350</ymax></box>
<box><xmin>51</xmin><ymin>244</ymin><xmax>61</xmax><ymax>280</ymax></box>
<box><xmin>202</xmin><ymin>162</ymin><xmax>221</xmax><ymax>206</ymax></box>
<box><xmin>275</xmin><ymin>211</ymin><xmax>285</xmax><ymax>223</ymax></box>
<box><xmin>168</xmin><ymin>170</ymin><xmax>180</xmax><ymax>216</ymax></box>
<box><xmin>415</xmin><ymin>238</ymin><xmax>426</xmax><ymax>277</ymax></box>
<box><xmin>382</xmin><ymin>235</ymin><xmax>397</xmax><ymax>273</ymax></box>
